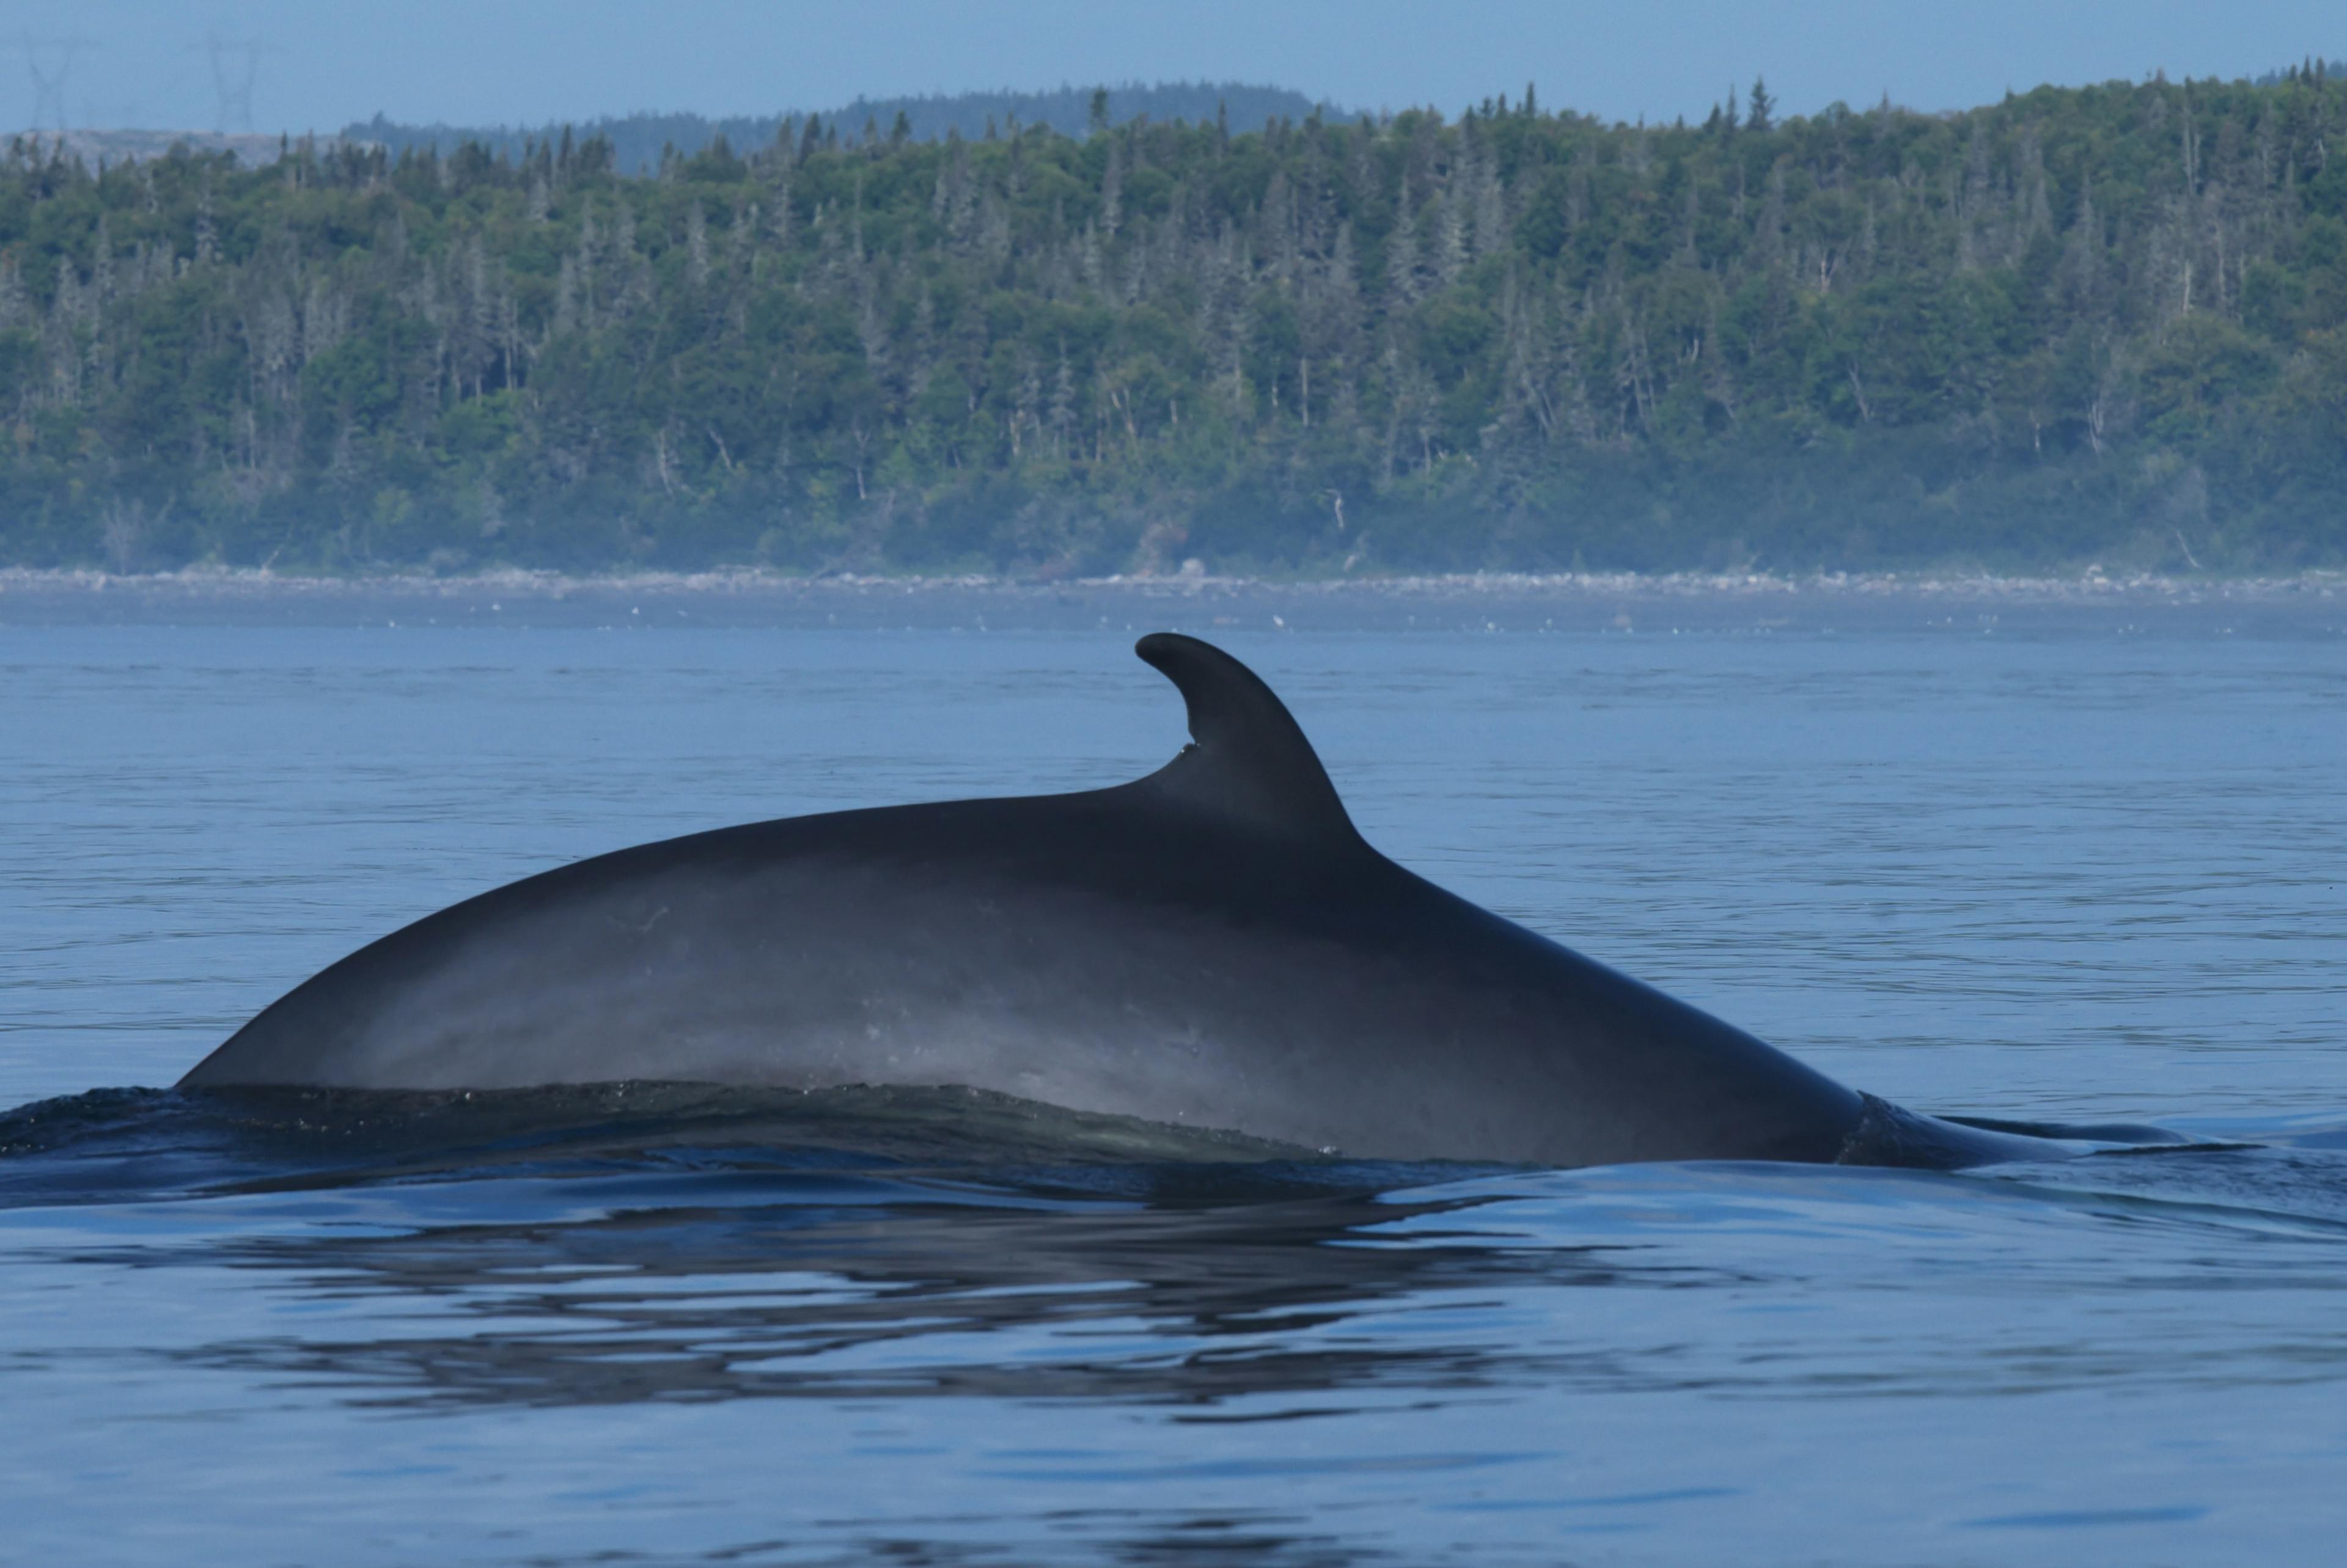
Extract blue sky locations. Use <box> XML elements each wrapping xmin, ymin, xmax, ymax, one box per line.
<box><xmin>7</xmin><ymin>0</ymin><xmax>2341</xmax><ymax>136</ymax></box>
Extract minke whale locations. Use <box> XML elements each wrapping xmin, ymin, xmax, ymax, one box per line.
<box><xmin>182</xmin><ymin>633</ymin><xmax>2118</xmax><ymax>1170</ymax></box>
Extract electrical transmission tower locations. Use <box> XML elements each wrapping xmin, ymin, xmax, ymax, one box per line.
<box><xmin>207</xmin><ymin>34</ymin><xmax>266</xmax><ymax>133</ymax></box>
<box><xmin>20</xmin><ymin>35</ymin><xmax>92</xmax><ymax>132</ymax></box>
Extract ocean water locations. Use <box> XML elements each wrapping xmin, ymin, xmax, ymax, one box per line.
<box><xmin>3</xmin><ymin>604</ymin><xmax>2344</xmax><ymax>1565</ymax></box>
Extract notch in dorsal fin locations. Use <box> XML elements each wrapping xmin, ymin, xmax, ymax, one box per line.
<box><xmin>1131</xmin><ymin>633</ymin><xmax>1361</xmax><ymax>846</ymax></box>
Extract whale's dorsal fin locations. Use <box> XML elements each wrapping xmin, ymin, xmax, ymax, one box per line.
<box><xmin>1131</xmin><ymin>633</ymin><xmax>1361</xmax><ymax>847</ymax></box>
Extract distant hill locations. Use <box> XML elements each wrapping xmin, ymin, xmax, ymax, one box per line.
<box><xmin>343</xmin><ymin>82</ymin><xmax>1354</xmax><ymax>174</ymax></box>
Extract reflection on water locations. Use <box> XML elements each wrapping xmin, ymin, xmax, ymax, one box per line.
<box><xmin>12</xmin><ymin>1085</ymin><xmax>2347</xmax><ymax>1407</ymax></box>
<box><xmin>6</xmin><ymin>1086</ymin><xmax>1570</xmax><ymax>1411</ymax></box>
<box><xmin>3</xmin><ymin>618</ymin><xmax>2345</xmax><ymax>1564</ymax></box>
<box><xmin>8</xmin><ymin>1102</ymin><xmax>2347</xmax><ymax>1564</ymax></box>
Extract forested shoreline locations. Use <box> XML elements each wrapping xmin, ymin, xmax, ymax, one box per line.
<box><xmin>4</xmin><ymin>73</ymin><xmax>2345</xmax><ymax>576</ymax></box>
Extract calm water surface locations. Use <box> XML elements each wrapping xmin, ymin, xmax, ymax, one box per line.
<box><xmin>3</xmin><ymin>611</ymin><xmax>2344</xmax><ymax>1564</ymax></box>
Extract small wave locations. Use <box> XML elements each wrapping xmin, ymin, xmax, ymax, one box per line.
<box><xmin>0</xmin><ymin>1081</ymin><xmax>1486</xmax><ymax>1211</ymax></box>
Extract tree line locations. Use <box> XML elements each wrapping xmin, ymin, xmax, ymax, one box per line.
<box><xmin>348</xmin><ymin>84</ymin><xmax>1342</xmax><ymax>177</ymax></box>
<box><xmin>3</xmin><ymin>70</ymin><xmax>2345</xmax><ymax>577</ymax></box>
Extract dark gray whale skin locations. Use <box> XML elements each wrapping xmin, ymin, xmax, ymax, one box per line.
<box><xmin>181</xmin><ymin>634</ymin><xmax>2065</xmax><ymax>1170</ymax></box>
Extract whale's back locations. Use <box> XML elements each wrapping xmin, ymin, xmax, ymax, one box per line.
<box><xmin>180</xmin><ymin>634</ymin><xmax>1873</xmax><ymax>1168</ymax></box>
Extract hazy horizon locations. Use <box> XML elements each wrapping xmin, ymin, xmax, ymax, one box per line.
<box><xmin>5</xmin><ymin>0</ymin><xmax>2341</xmax><ymax>140</ymax></box>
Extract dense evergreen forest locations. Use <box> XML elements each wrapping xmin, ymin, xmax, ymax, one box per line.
<box><xmin>4</xmin><ymin>72</ymin><xmax>2346</xmax><ymax>577</ymax></box>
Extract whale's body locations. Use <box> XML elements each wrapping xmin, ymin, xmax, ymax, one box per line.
<box><xmin>182</xmin><ymin>634</ymin><xmax>2060</xmax><ymax>1169</ymax></box>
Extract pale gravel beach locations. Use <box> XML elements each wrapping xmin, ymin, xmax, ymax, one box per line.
<box><xmin>4</xmin><ymin>564</ymin><xmax>2343</xmax><ymax>632</ymax></box>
